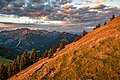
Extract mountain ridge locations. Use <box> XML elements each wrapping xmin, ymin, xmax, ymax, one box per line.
<box><xmin>0</xmin><ymin>28</ymin><xmax>77</xmax><ymax>56</ymax></box>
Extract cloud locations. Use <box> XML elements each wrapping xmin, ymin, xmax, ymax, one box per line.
<box><xmin>63</xmin><ymin>3</ymin><xmax>72</xmax><ymax>9</ymax></box>
<box><xmin>86</xmin><ymin>0</ymin><xmax>107</xmax><ymax>3</ymax></box>
<box><xmin>2</xmin><ymin>4</ymin><xmax>13</xmax><ymax>10</ymax></box>
<box><xmin>0</xmin><ymin>0</ymin><xmax>120</xmax><ymax>28</ymax></box>
<box><xmin>91</xmin><ymin>4</ymin><xmax>106</xmax><ymax>9</ymax></box>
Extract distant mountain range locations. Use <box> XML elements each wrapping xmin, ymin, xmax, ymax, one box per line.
<box><xmin>0</xmin><ymin>28</ymin><xmax>77</xmax><ymax>57</ymax></box>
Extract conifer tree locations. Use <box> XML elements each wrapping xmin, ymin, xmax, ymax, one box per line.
<box><xmin>96</xmin><ymin>23</ymin><xmax>101</xmax><ymax>28</ymax></box>
<box><xmin>104</xmin><ymin>21</ymin><xmax>107</xmax><ymax>25</ymax></box>
<box><xmin>0</xmin><ymin>63</ymin><xmax>7</xmax><ymax>80</ymax></box>
<box><xmin>29</xmin><ymin>48</ymin><xmax>39</xmax><ymax>64</ymax></box>
<box><xmin>12</xmin><ymin>60</ymin><xmax>17</xmax><ymax>75</ymax></box>
<box><xmin>41</xmin><ymin>50</ymin><xmax>48</xmax><ymax>59</ymax></box>
<box><xmin>16</xmin><ymin>55</ymin><xmax>21</xmax><ymax>72</ymax></box>
<box><xmin>82</xmin><ymin>30</ymin><xmax>88</xmax><ymax>36</ymax></box>
<box><xmin>110</xmin><ymin>15</ymin><xmax>115</xmax><ymax>21</ymax></box>
<box><xmin>7</xmin><ymin>63</ymin><xmax>12</xmax><ymax>78</ymax></box>
<box><xmin>59</xmin><ymin>41</ymin><xmax>65</xmax><ymax>50</ymax></box>
<box><xmin>19</xmin><ymin>50</ymin><xmax>29</xmax><ymax>70</ymax></box>
<box><xmin>52</xmin><ymin>45</ymin><xmax>57</xmax><ymax>53</ymax></box>
<box><xmin>48</xmin><ymin>48</ymin><xmax>54</xmax><ymax>58</ymax></box>
<box><xmin>19</xmin><ymin>60</ymin><xmax>23</xmax><ymax>71</ymax></box>
<box><xmin>16</xmin><ymin>55</ymin><xmax>20</xmax><ymax>65</ymax></box>
<box><xmin>93</xmin><ymin>23</ymin><xmax>101</xmax><ymax>30</ymax></box>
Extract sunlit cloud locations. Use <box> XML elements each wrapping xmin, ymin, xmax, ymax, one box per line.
<box><xmin>91</xmin><ymin>4</ymin><xmax>106</xmax><ymax>9</ymax></box>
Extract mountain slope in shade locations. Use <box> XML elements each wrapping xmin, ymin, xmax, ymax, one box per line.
<box><xmin>9</xmin><ymin>16</ymin><xmax>120</xmax><ymax>80</ymax></box>
<box><xmin>0</xmin><ymin>28</ymin><xmax>77</xmax><ymax>55</ymax></box>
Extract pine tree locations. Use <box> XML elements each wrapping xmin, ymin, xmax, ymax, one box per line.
<box><xmin>96</xmin><ymin>23</ymin><xmax>101</xmax><ymax>28</ymax></box>
<box><xmin>59</xmin><ymin>41</ymin><xmax>65</xmax><ymax>50</ymax></box>
<box><xmin>16</xmin><ymin>55</ymin><xmax>20</xmax><ymax>65</ymax></box>
<box><xmin>82</xmin><ymin>30</ymin><xmax>88</xmax><ymax>36</ymax></box>
<box><xmin>16</xmin><ymin>55</ymin><xmax>21</xmax><ymax>72</ymax></box>
<box><xmin>41</xmin><ymin>50</ymin><xmax>48</xmax><ymax>59</ymax></box>
<box><xmin>7</xmin><ymin>63</ymin><xmax>12</xmax><ymax>78</ymax></box>
<box><xmin>19</xmin><ymin>60</ymin><xmax>23</xmax><ymax>71</ymax></box>
<box><xmin>0</xmin><ymin>63</ymin><xmax>7</xmax><ymax>80</ymax></box>
<box><xmin>19</xmin><ymin>50</ymin><xmax>29</xmax><ymax>71</ymax></box>
<box><xmin>12</xmin><ymin>60</ymin><xmax>17</xmax><ymax>75</ymax></box>
<box><xmin>93</xmin><ymin>23</ymin><xmax>101</xmax><ymax>30</ymax></box>
<box><xmin>52</xmin><ymin>45</ymin><xmax>57</xmax><ymax>53</ymax></box>
<box><xmin>29</xmin><ymin>48</ymin><xmax>39</xmax><ymax>64</ymax></box>
<box><xmin>48</xmin><ymin>48</ymin><xmax>54</xmax><ymax>58</ymax></box>
<box><xmin>110</xmin><ymin>15</ymin><xmax>115</xmax><ymax>21</ymax></box>
<box><xmin>104</xmin><ymin>21</ymin><xmax>107</xmax><ymax>25</ymax></box>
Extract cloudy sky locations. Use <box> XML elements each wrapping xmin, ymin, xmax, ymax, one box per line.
<box><xmin>0</xmin><ymin>0</ymin><xmax>120</xmax><ymax>32</ymax></box>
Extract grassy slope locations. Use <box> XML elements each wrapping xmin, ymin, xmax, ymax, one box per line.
<box><xmin>0</xmin><ymin>56</ymin><xmax>13</xmax><ymax>65</ymax></box>
<box><xmin>9</xmin><ymin>16</ymin><xmax>120</xmax><ymax>80</ymax></box>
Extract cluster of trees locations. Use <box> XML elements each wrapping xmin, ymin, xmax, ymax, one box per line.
<box><xmin>0</xmin><ymin>48</ymin><xmax>39</xmax><ymax>80</ymax></box>
<box><xmin>93</xmin><ymin>15</ymin><xmax>116</xmax><ymax>30</ymax></box>
<box><xmin>0</xmin><ymin>42</ymin><xmax>66</xmax><ymax>80</ymax></box>
<box><xmin>93</xmin><ymin>23</ymin><xmax>101</xmax><ymax>30</ymax></box>
<box><xmin>41</xmin><ymin>45</ymin><xmax>57</xmax><ymax>59</ymax></box>
<box><xmin>74</xmin><ymin>36</ymin><xmax>82</xmax><ymax>42</ymax></box>
<box><xmin>73</xmin><ymin>15</ymin><xmax>116</xmax><ymax>42</ymax></box>
<box><xmin>73</xmin><ymin>30</ymin><xmax>88</xmax><ymax>42</ymax></box>
<box><xmin>41</xmin><ymin>42</ymin><xmax>65</xmax><ymax>59</ymax></box>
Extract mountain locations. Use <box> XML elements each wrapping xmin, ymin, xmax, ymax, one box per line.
<box><xmin>0</xmin><ymin>28</ymin><xmax>77</xmax><ymax>55</ymax></box>
<box><xmin>9</xmin><ymin>16</ymin><xmax>120</xmax><ymax>80</ymax></box>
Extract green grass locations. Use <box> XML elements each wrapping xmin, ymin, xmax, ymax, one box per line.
<box><xmin>0</xmin><ymin>56</ymin><xmax>13</xmax><ymax>65</ymax></box>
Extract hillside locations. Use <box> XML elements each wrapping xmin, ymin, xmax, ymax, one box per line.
<box><xmin>0</xmin><ymin>56</ymin><xmax>13</xmax><ymax>65</ymax></box>
<box><xmin>0</xmin><ymin>46</ymin><xmax>16</xmax><ymax>60</ymax></box>
<box><xmin>9</xmin><ymin>16</ymin><xmax>120</xmax><ymax>80</ymax></box>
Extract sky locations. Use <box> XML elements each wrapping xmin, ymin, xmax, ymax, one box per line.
<box><xmin>0</xmin><ymin>0</ymin><xmax>120</xmax><ymax>32</ymax></box>
<box><xmin>72</xmin><ymin>0</ymin><xmax>120</xmax><ymax>8</ymax></box>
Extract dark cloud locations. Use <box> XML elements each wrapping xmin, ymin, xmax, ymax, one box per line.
<box><xmin>0</xmin><ymin>0</ymin><xmax>120</xmax><ymax>27</ymax></box>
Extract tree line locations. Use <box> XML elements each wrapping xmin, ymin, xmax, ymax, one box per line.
<box><xmin>74</xmin><ymin>15</ymin><xmax>116</xmax><ymax>42</ymax></box>
<box><xmin>0</xmin><ymin>41</ymin><xmax>66</xmax><ymax>80</ymax></box>
<box><xmin>0</xmin><ymin>48</ymin><xmax>39</xmax><ymax>80</ymax></box>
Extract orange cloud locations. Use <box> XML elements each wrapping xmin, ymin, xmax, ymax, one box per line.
<box><xmin>87</xmin><ymin>0</ymin><xmax>107</xmax><ymax>3</ymax></box>
<box><xmin>92</xmin><ymin>4</ymin><xmax>106</xmax><ymax>9</ymax></box>
<box><xmin>63</xmin><ymin>3</ymin><xmax>72</xmax><ymax>9</ymax></box>
<box><xmin>82</xmin><ymin>6</ymin><xmax>90</xmax><ymax>9</ymax></box>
